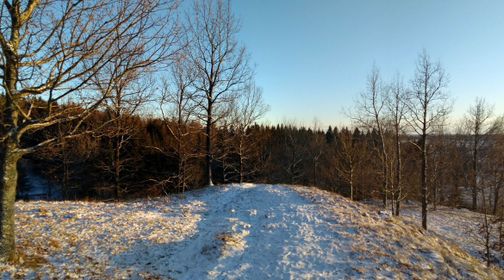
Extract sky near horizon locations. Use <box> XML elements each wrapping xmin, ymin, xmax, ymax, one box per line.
<box><xmin>231</xmin><ymin>0</ymin><xmax>504</xmax><ymax>128</ymax></box>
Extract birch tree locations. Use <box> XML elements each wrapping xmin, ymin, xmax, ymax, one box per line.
<box><xmin>406</xmin><ymin>50</ymin><xmax>451</xmax><ymax>230</ymax></box>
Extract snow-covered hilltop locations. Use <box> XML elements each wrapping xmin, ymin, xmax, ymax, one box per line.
<box><xmin>2</xmin><ymin>184</ymin><xmax>502</xmax><ymax>279</ymax></box>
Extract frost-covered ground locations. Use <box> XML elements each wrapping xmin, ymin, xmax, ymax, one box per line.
<box><xmin>2</xmin><ymin>184</ymin><xmax>502</xmax><ymax>279</ymax></box>
<box><xmin>398</xmin><ymin>202</ymin><xmax>504</xmax><ymax>268</ymax></box>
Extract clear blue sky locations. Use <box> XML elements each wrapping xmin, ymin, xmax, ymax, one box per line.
<box><xmin>231</xmin><ymin>0</ymin><xmax>504</xmax><ymax>128</ymax></box>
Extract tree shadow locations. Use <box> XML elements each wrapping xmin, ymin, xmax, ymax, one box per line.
<box><xmin>109</xmin><ymin>185</ymin><xmax>357</xmax><ymax>279</ymax></box>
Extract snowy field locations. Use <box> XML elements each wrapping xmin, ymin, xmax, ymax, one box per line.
<box><xmin>2</xmin><ymin>184</ymin><xmax>502</xmax><ymax>279</ymax></box>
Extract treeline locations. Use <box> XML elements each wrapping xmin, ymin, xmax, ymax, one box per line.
<box><xmin>18</xmin><ymin>97</ymin><xmax>504</xmax><ymax>264</ymax></box>
<box><xmin>26</xmin><ymin>111</ymin><xmax>504</xmax><ymax>215</ymax></box>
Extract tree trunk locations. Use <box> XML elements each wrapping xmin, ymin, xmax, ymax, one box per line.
<box><xmin>433</xmin><ymin>179</ymin><xmax>437</xmax><ymax>211</ymax></box>
<box><xmin>0</xmin><ymin>142</ymin><xmax>22</xmax><ymax>262</ymax></box>
<box><xmin>61</xmin><ymin>139</ymin><xmax>70</xmax><ymax>199</ymax></box>
<box><xmin>176</xmin><ymin>106</ymin><xmax>187</xmax><ymax>192</ymax></box>
<box><xmin>206</xmin><ymin>100</ymin><xmax>213</xmax><ymax>186</ymax></box>
<box><xmin>482</xmin><ymin>187</ymin><xmax>491</xmax><ymax>267</ymax></box>
<box><xmin>350</xmin><ymin>165</ymin><xmax>354</xmax><ymax>201</ymax></box>
<box><xmin>113</xmin><ymin>136</ymin><xmax>121</xmax><ymax>199</ymax></box>
<box><xmin>472</xmin><ymin>181</ymin><xmax>478</xmax><ymax>210</ymax></box>
<box><xmin>382</xmin><ymin>153</ymin><xmax>388</xmax><ymax>208</ymax></box>
<box><xmin>394</xmin><ymin>129</ymin><xmax>402</xmax><ymax>216</ymax></box>
<box><xmin>493</xmin><ymin>186</ymin><xmax>499</xmax><ymax>215</ymax></box>
<box><xmin>472</xmin><ymin>134</ymin><xmax>479</xmax><ymax>210</ymax></box>
<box><xmin>421</xmin><ymin>134</ymin><xmax>428</xmax><ymax>230</ymax></box>
<box><xmin>177</xmin><ymin>140</ymin><xmax>184</xmax><ymax>191</ymax></box>
<box><xmin>178</xmin><ymin>155</ymin><xmax>186</xmax><ymax>192</ymax></box>
<box><xmin>238</xmin><ymin>138</ymin><xmax>244</xmax><ymax>184</ymax></box>
<box><xmin>1</xmin><ymin>52</ymin><xmax>22</xmax><ymax>262</ymax></box>
<box><xmin>439</xmin><ymin>173</ymin><xmax>445</xmax><ymax>205</ymax></box>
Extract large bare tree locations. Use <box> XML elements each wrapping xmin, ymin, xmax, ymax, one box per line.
<box><xmin>406</xmin><ymin>50</ymin><xmax>451</xmax><ymax>230</ymax></box>
<box><xmin>187</xmin><ymin>0</ymin><xmax>250</xmax><ymax>186</ymax></box>
<box><xmin>0</xmin><ymin>0</ymin><xmax>178</xmax><ymax>262</ymax></box>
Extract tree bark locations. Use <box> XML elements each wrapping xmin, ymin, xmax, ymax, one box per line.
<box><xmin>0</xmin><ymin>142</ymin><xmax>22</xmax><ymax>262</ymax></box>
<box><xmin>472</xmin><ymin>133</ymin><xmax>479</xmax><ymax>210</ymax></box>
<box><xmin>206</xmin><ymin>101</ymin><xmax>214</xmax><ymax>186</ymax></box>
<box><xmin>113</xmin><ymin>136</ymin><xmax>121</xmax><ymax>199</ymax></box>
<box><xmin>433</xmin><ymin>161</ymin><xmax>438</xmax><ymax>211</ymax></box>
<box><xmin>177</xmin><ymin>140</ymin><xmax>184</xmax><ymax>191</ymax></box>
<box><xmin>394</xmin><ymin>128</ymin><xmax>402</xmax><ymax>216</ymax></box>
<box><xmin>350</xmin><ymin>164</ymin><xmax>354</xmax><ymax>201</ymax></box>
<box><xmin>493</xmin><ymin>186</ymin><xmax>499</xmax><ymax>215</ymax></box>
<box><xmin>239</xmin><ymin>137</ymin><xmax>244</xmax><ymax>184</ymax></box>
<box><xmin>381</xmin><ymin>141</ymin><xmax>388</xmax><ymax>208</ymax></box>
<box><xmin>421</xmin><ymin>133</ymin><xmax>428</xmax><ymax>230</ymax></box>
<box><xmin>0</xmin><ymin>30</ymin><xmax>21</xmax><ymax>261</ymax></box>
<box><xmin>395</xmin><ymin>198</ymin><xmax>401</xmax><ymax>216</ymax></box>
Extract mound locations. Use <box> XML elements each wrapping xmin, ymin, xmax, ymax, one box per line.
<box><xmin>1</xmin><ymin>184</ymin><xmax>501</xmax><ymax>279</ymax></box>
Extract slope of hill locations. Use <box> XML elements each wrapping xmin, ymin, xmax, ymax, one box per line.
<box><xmin>400</xmin><ymin>203</ymin><xmax>504</xmax><ymax>269</ymax></box>
<box><xmin>1</xmin><ymin>184</ymin><xmax>502</xmax><ymax>279</ymax></box>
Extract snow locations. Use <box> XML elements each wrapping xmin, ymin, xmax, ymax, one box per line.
<box><xmin>399</xmin><ymin>203</ymin><xmax>504</xmax><ymax>268</ymax></box>
<box><xmin>2</xmin><ymin>184</ymin><xmax>502</xmax><ymax>279</ymax></box>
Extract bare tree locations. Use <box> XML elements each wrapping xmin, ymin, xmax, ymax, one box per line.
<box><xmin>187</xmin><ymin>0</ymin><xmax>250</xmax><ymax>186</ymax></box>
<box><xmin>385</xmin><ymin>75</ymin><xmax>407</xmax><ymax>215</ymax></box>
<box><xmin>477</xmin><ymin>125</ymin><xmax>504</xmax><ymax>267</ymax></box>
<box><xmin>98</xmin><ymin>78</ymin><xmax>153</xmax><ymax>199</ymax></box>
<box><xmin>406</xmin><ymin>50</ymin><xmax>451</xmax><ymax>230</ymax></box>
<box><xmin>429</xmin><ymin>128</ymin><xmax>448</xmax><ymax>211</ymax></box>
<box><xmin>463</xmin><ymin>98</ymin><xmax>497</xmax><ymax>210</ymax></box>
<box><xmin>0</xmin><ymin>0</ymin><xmax>178</xmax><ymax>262</ymax></box>
<box><xmin>354</xmin><ymin>66</ymin><xmax>389</xmax><ymax>207</ymax></box>
<box><xmin>228</xmin><ymin>81</ymin><xmax>269</xmax><ymax>183</ymax></box>
<box><xmin>487</xmin><ymin>129</ymin><xmax>504</xmax><ymax>215</ymax></box>
<box><xmin>93</xmin><ymin>41</ymin><xmax>173</xmax><ymax>198</ymax></box>
<box><xmin>335</xmin><ymin>128</ymin><xmax>364</xmax><ymax>200</ymax></box>
<box><xmin>158</xmin><ymin>54</ymin><xmax>199</xmax><ymax>191</ymax></box>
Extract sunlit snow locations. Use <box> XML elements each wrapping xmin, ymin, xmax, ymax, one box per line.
<box><xmin>1</xmin><ymin>184</ymin><xmax>501</xmax><ymax>279</ymax></box>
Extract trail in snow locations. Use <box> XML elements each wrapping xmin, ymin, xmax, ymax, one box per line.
<box><xmin>112</xmin><ymin>184</ymin><xmax>356</xmax><ymax>279</ymax></box>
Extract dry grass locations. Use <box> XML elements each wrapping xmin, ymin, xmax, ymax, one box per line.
<box><xmin>293</xmin><ymin>185</ymin><xmax>504</xmax><ymax>279</ymax></box>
